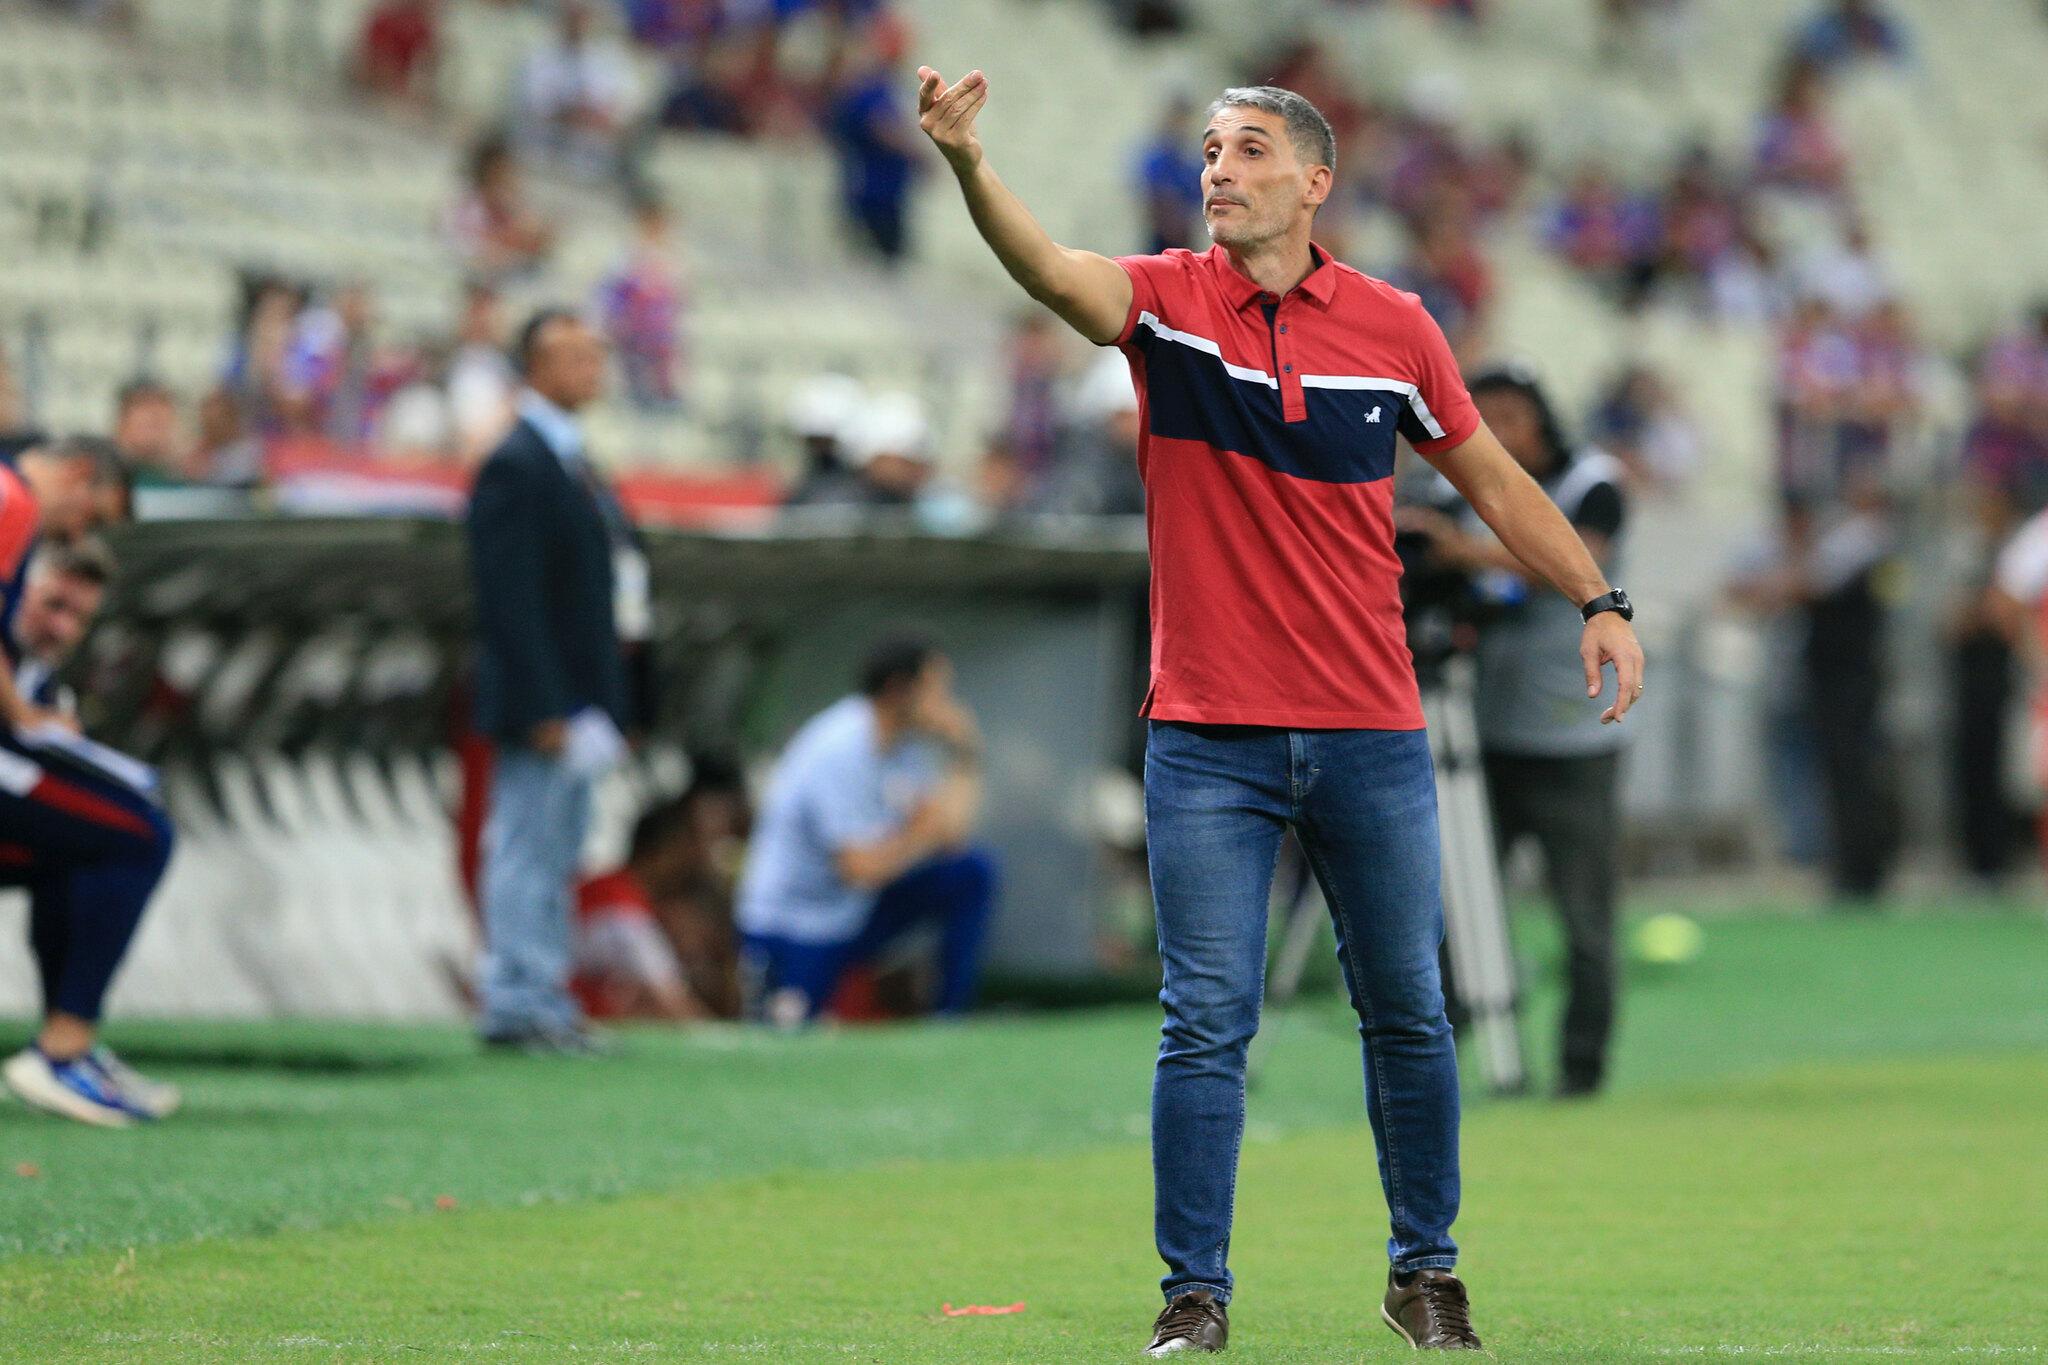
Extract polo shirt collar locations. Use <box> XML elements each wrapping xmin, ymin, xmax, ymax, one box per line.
<box><xmin>1298</xmin><ymin>243</ymin><xmax>1339</xmax><ymax>305</ymax></box>
<box><xmin>517</xmin><ymin>387</ymin><xmax>585</xmax><ymax>463</ymax></box>
<box><xmin>1208</xmin><ymin>241</ymin><xmax>1340</xmax><ymax>312</ymax></box>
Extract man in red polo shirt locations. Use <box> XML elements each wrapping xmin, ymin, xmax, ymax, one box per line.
<box><xmin>918</xmin><ymin>72</ymin><xmax>1645</xmax><ymax>1353</ymax></box>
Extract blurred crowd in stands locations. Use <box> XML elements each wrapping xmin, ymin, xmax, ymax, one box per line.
<box><xmin>351</xmin><ymin>0</ymin><xmax>932</xmax><ymax>255</ymax></box>
<box><xmin>16</xmin><ymin>0</ymin><xmax>1947</xmax><ymax>523</ymax></box>
<box><xmin>779</xmin><ymin>330</ymin><xmax>1146</xmax><ymax>527</ymax></box>
<box><xmin>3</xmin><ymin>0</ymin><xmax>2006</xmax><ymax>521</ymax></box>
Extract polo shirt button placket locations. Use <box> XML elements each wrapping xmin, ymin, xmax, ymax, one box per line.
<box><xmin>1275</xmin><ymin>301</ymin><xmax>1306</xmax><ymax>423</ymax></box>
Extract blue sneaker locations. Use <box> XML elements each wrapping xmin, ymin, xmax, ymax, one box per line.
<box><xmin>89</xmin><ymin>1046</ymin><xmax>182</xmax><ymax>1120</ymax></box>
<box><xmin>2</xmin><ymin>1045</ymin><xmax>153</xmax><ymax>1127</ymax></box>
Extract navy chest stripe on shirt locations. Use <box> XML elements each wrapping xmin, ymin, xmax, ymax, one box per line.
<box><xmin>1133</xmin><ymin>313</ymin><xmax>1429</xmax><ymax>485</ymax></box>
<box><xmin>1299</xmin><ymin>372</ymin><xmax>1445</xmax><ymax>440</ymax></box>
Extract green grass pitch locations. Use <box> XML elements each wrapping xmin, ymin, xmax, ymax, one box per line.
<box><xmin>0</xmin><ymin>898</ymin><xmax>2043</xmax><ymax>1362</ymax></box>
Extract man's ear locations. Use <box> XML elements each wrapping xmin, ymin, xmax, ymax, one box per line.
<box><xmin>1303</xmin><ymin>164</ymin><xmax>1333</xmax><ymax>211</ymax></box>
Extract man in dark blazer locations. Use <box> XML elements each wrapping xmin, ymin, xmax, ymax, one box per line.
<box><xmin>467</xmin><ymin>308</ymin><xmax>644</xmax><ymax>1052</ymax></box>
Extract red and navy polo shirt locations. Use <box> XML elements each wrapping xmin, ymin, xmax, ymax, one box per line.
<box><xmin>1113</xmin><ymin>243</ymin><xmax>1480</xmax><ymax>730</ymax></box>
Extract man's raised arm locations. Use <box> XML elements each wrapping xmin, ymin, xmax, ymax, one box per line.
<box><xmin>917</xmin><ymin>66</ymin><xmax>1133</xmax><ymax>345</ymax></box>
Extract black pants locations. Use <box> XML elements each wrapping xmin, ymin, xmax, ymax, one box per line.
<box><xmin>1809</xmin><ymin>675</ymin><xmax>1894</xmax><ymax>900</ymax></box>
<box><xmin>848</xmin><ymin>198</ymin><xmax>908</xmax><ymax>260</ymax></box>
<box><xmin>1950</xmin><ymin>628</ymin><xmax>2015</xmax><ymax>879</ymax></box>
<box><xmin>0</xmin><ymin>732</ymin><xmax>174</xmax><ymax>1023</ymax></box>
<box><xmin>1483</xmin><ymin>750</ymin><xmax>1622</xmax><ymax>1091</ymax></box>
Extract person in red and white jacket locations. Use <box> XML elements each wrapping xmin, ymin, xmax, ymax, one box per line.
<box><xmin>573</xmin><ymin>772</ymin><xmax>746</xmax><ymax>1022</ymax></box>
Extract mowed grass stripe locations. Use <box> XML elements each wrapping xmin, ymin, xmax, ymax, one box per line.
<box><xmin>0</xmin><ymin>1053</ymin><xmax>2039</xmax><ymax>1363</ymax></box>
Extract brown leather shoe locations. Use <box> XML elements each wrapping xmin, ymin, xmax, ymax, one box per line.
<box><xmin>1145</xmin><ymin>1289</ymin><xmax>1228</xmax><ymax>1355</ymax></box>
<box><xmin>1381</xmin><ymin>1268</ymin><xmax>1483</xmax><ymax>1350</ymax></box>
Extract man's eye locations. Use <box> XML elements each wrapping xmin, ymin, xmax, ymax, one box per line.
<box><xmin>1246</xmin><ymin>147</ymin><xmax>1261</xmax><ymax>157</ymax></box>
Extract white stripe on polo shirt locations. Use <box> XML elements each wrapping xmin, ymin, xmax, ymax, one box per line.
<box><xmin>1137</xmin><ymin>312</ymin><xmax>1279</xmax><ymax>388</ymax></box>
<box><xmin>1135</xmin><ymin>312</ymin><xmax>1448</xmax><ymax>438</ymax></box>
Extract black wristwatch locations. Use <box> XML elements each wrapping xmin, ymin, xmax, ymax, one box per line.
<box><xmin>1581</xmin><ymin>589</ymin><xmax>1634</xmax><ymax>623</ymax></box>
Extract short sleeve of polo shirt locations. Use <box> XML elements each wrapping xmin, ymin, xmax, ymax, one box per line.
<box><xmin>803</xmin><ymin>757</ymin><xmax>893</xmax><ymax>854</ymax></box>
<box><xmin>1396</xmin><ymin>294</ymin><xmax>1481</xmax><ymax>455</ymax></box>
<box><xmin>1110</xmin><ymin>252</ymin><xmax>1189</xmax><ymax>348</ymax></box>
<box><xmin>807</xmin><ymin>742</ymin><xmax>947</xmax><ymax>857</ymax></box>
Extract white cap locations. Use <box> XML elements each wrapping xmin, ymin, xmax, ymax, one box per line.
<box><xmin>785</xmin><ymin>373</ymin><xmax>866</xmax><ymax>441</ymax></box>
<box><xmin>844</xmin><ymin>390</ymin><xmax>930</xmax><ymax>465</ymax></box>
<box><xmin>1071</xmin><ymin>350</ymin><xmax>1139</xmax><ymax>424</ymax></box>
<box><xmin>379</xmin><ymin>384</ymin><xmax>452</xmax><ymax>452</ymax></box>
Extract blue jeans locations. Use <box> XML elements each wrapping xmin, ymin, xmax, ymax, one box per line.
<box><xmin>1146</xmin><ymin>721</ymin><xmax>1460</xmax><ymax>1304</ymax></box>
<box><xmin>479</xmin><ymin>745</ymin><xmax>593</xmax><ymax>1037</ymax></box>
<box><xmin>742</xmin><ymin>847</ymin><xmax>997</xmax><ymax>1020</ymax></box>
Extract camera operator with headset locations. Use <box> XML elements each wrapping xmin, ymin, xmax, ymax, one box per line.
<box><xmin>1399</xmin><ymin>364</ymin><xmax>1632</xmax><ymax>1098</ymax></box>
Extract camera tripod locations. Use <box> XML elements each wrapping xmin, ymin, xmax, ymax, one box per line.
<box><xmin>1258</xmin><ymin>657</ymin><xmax>1526</xmax><ymax>1095</ymax></box>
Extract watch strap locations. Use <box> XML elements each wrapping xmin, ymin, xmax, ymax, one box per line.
<box><xmin>1581</xmin><ymin>589</ymin><xmax>1631</xmax><ymax>623</ymax></box>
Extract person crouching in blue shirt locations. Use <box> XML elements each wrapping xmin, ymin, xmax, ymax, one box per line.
<box><xmin>736</xmin><ymin>636</ymin><xmax>997</xmax><ymax>1025</ymax></box>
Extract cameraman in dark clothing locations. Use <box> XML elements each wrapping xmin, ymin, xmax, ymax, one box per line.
<box><xmin>1400</xmin><ymin>366</ymin><xmax>1630</xmax><ymax>1097</ymax></box>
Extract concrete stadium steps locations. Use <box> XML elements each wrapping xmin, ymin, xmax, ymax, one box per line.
<box><xmin>3</xmin><ymin>1</ymin><xmax>1019</xmax><ymax>473</ymax></box>
<box><xmin>901</xmin><ymin>0</ymin><xmax>1225</xmax><ymax>285</ymax></box>
<box><xmin>0</xmin><ymin>7</ymin><xmax>466</xmax><ymax>432</ymax></box>
<box><xmin>633</xmin><ymin>135</ymin><xmax>1011</xmax><ymax>464</ymax></box>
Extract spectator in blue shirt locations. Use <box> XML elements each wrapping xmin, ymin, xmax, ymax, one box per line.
<box><xmin>825</xmin><ymin>17</ymin><xmax>923</xmax><ymax>260</ymax></box>
<box><xmin>1789</xmin><ymin>0</ymin><xmax>1911</xmax><ymax>73</ymax></box>
<box><xmin>736</xmin><ymin>635</ymin><xmax>997</xmax><ymax>1024</ymax></box>
<box><xmin>1134</xmin><ymin>94</ymin><xmax>1203</xmax><ymax>253</ymax></box>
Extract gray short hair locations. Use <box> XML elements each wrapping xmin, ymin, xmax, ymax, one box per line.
<box><xmin>1206</xmin><ymin>86</ymin><xmax>1336</xmax><ymax>170</ymax></box>
<box><xmin>31</xmin><ymin>536</ymin><xmax>116</xmax><ymax>588</ymax></box>
<box><xmin>44</xmin><ymin>434</ymin><xmax>129</xmax><ymax>492</ymax></box>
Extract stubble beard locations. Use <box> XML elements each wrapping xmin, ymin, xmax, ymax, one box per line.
<box><xmin>1205</xmin><ymin>205</ymin><xmax>1278</xmax><ymax>254</ymax></box>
